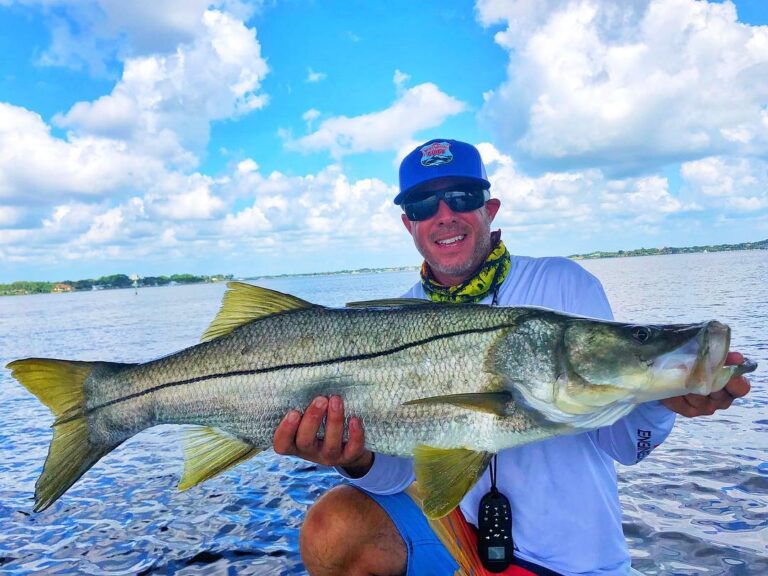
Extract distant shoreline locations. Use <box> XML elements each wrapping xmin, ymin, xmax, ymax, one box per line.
<box><xmin>244</xmin><ymin>266</ymin><xmax>419</xmax><ymax>281</ymax></box>
<box><xmin>568</xmin><ymin>238</ymin><xmax>767</xmax><ymax>260</ymax></box>
<box><xmin>2</xmin><ymin>239</ymin><xmax>765</xmax><ymax>296</ymax></box>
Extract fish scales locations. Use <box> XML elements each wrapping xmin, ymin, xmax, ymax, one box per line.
<box><xmin>88</xmin><ymin>304</ymin><xmax>534</xmax><ymax>455</ymax></box>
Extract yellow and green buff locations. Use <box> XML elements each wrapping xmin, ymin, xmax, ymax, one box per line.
<box><xmin>421</xmin><ymin>236</ymin><xmax>511</xmax><ymax>304</ymax></box>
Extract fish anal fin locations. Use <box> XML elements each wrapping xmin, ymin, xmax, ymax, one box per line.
<box><xmin>201</xmin><ymin>282</ymin><xmax>316</xmax><ymax>343</ymax></box>
<box><xmin>345</xmin><ymin>298</ymin><xmax>433</xmax><ymax>308</ymax></box>
<box><xmin>413</xmin><ymin>446</ymin><xmax>493</xmax><ymax>519</ymax></box>
<box><xmin>179</xmin><ymin>427</ymin><xmax>261</xmax><ymax>490</ymax></box>
<box><xmin>403</xmin><ymin>392</ymin><xmax>512</xmax><ymax>417</ymax></box>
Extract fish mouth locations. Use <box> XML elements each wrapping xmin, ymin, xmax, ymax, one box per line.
<box><xmin>686</xmin><ymin>320</ymin><xmax>730</xmax><ymax>394</ymax></box>
<box><xmin>648</xmin><ymin>321</ymin><xmax>730</xmax><ymax>399</ymax></box>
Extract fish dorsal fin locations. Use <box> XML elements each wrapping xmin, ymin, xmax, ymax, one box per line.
<box><xmin>178</xmin><ymin>427</ymin><xmax>262</xmax><ymax>490</ymax></box>
<box><xmin>345</xmin><ymin>298</ymin><xmax>432</xmax><ymax>308</ymax></box>
<box><xmin>413</xmin><ymin>446</ymin><xmax>493</xmax><ymax>519</ymax></box>
<box><xmin>403</xmin><ymin>392</ymin><xmax>512</xmax><ymax>417</ymax></box>
<box><xmin>201</xmin><ymin>282</ymin><xmax>315</xmax><ymax>342</ymax></box>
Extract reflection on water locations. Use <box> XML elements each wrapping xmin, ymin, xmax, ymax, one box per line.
<box><xmin>0</xmin><ymin>253</ymin><xmax>766</xmax><ymax>575</ymax></box>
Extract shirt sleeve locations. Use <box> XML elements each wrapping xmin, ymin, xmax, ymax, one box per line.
<box><xmin>591</xmin><ymin>401</ymin><xmax>677</xmax><ymax>465</ymax></box>
<box><xmin>335</xmin><ymin>454</ymin><xmax>415</xmax><ymax>494</ymax></box>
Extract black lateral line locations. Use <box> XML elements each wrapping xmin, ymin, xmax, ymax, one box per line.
<box><xmin>86</xmin><ymin>322</ymin><xmax>517</xmax><ymax>414</ymax></box>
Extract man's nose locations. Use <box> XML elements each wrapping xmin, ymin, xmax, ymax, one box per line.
<box><xmin>433</xmin><ymin>199</ymin><xmax>457</xmax><ymax>222</ymax></box>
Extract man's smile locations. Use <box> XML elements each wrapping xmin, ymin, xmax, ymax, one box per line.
<box><xmin>435</xmin><ymin>234</ymin><xmax>466</xmax><ymax>246</ymax></box>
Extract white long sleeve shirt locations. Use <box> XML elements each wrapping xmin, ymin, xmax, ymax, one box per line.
<box><xmin>339</xmin><ymin>256</ymin><xmax>676</xmax><ymax>575</ymax></box>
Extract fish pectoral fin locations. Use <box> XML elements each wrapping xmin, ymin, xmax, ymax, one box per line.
<box><xmin>403</xmin><ymin>392</ymin><xmax>512</xmax><ymax>416</ymax></box>
<box><xmin>179</xmin><ymin>427</ymin><xmax>261</xmax><ymax>490</ymax></box>
<box><xmin>345</xmin><ymin>298</ymin><xmax>433</xmax><ymax>308</ymax></box>
<box><xmin>413</xmin><ymin>446</ymin><xmax>493</xmax><ymax>519</ymax></box>
<box><xmin>201</xmin><ymin>282</ymin><xmax>317</xmax><ymax>343</ymax></box>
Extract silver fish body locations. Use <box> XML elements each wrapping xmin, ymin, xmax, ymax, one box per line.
<box><xmin>92</xmin><ymin>304</ymin><xmax>553</xmax><ymax>455</ymax></box>
<box><xmin>6</xmin><ymin>282</ymin><xmax>755</xmax><ymax>517</ymax></box>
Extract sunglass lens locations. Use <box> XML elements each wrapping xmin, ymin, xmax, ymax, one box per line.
<box><xmin>403</xmin><ymin>189</ymin><xmax>487</xmax><ymax>221</ymax></box>
<box><xmin>444</xmin><ymin>190</ymin><xmax>485</xmax><ymax>212</ymax></box>
<box><xmin>405</xmin><ymin>195</ymin><xmax>439</xmax><ymax>221</ymax></box>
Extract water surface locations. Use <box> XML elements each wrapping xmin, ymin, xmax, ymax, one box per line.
<box><xmin>0</xmin><ymin>254</ymin><xmax>766</xmax><ymax>574</ymax></box>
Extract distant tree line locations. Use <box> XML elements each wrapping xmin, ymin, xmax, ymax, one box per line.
<box><xmin>0</xmin><ymin>273</ymin><xmax>233</xmax><ymax>296</ymax></box>
<box><xmin>570</xmin><ymin>239</ymin><xmax>768</xmax><ymax>260</ymax></box>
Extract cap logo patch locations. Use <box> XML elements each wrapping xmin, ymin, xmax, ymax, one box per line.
<box><xmin>420</xmin><ymin>141</ymin><xmax>453</xmax><ymax>167</ymax></box>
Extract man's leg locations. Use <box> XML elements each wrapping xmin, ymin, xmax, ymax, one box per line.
<box><xmin>300</xmin><ymin>485</ymin><xmax>407</xmax><ymax>576</ymax></box>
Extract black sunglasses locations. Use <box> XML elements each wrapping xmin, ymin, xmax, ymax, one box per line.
<box><xmin>402</xmin><ymin>189</ymin><xmax>490</xmax><ymax>221</ymax></box>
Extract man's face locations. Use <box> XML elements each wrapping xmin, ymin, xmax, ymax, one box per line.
<box><xmin>401</xmin><ymin>192</ymin><xmax>501</xmax><ymax>286</ymax></box>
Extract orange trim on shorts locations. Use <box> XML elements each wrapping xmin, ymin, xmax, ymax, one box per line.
<box><xmin>405</xmin><ymin>484</ymin><xmax>535</xmax><ymax>576</ymax></box>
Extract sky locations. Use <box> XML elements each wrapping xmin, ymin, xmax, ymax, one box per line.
<box><xmin>0</xmin><ymin>0</ymin><xmax>767</xmax><ymax>282</ymax></box>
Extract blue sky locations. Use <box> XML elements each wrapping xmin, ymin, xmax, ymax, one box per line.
<box><xmin>0</xmin><ymin>0</ymin><xmax>766</xmax><ymax>282</ymax></box>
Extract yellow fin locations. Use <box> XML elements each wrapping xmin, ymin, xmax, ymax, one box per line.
<box><xmin>6</xmin><ymin>358</ymin><xmax>128</xmax><ymax>511</ymax></box>
<box><xmin>7</xmin><ymin>358</ymin><xmax>95</xmax><ymax>416</ymax></box>
<box><xmin>179</xmin><ymin>427</ymin><xmax>261</xmax><ymax>490</ymax></box>
<box><xmin>201</xmin><ymin>282</ymin><xmax>315</xmax><ymax>343</ymax></box>
<box><xmin>404</xmin><ymin>392</ymin><xmax>512</xmax><ymax>417</ymax></box>
<box><xmin>345</xmin><ymin>298</ymin><xmax>432</xmax><ymax>308</ymax></box>
<box><xmin>413</xmin><ymin>446</ymin><xmax>493</xmax><ymax>519</ymax></box>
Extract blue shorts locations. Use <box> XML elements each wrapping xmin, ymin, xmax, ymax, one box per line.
<box><xmin>356</xmin><ymin>487</ymin><xmax>459</xmax><ymax>576</ymax></box>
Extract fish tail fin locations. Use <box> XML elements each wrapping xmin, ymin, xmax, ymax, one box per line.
<box><xmin>6</xmin><ymin>358</ymin><xmax>131</xmax><ymax>511</ymax></box>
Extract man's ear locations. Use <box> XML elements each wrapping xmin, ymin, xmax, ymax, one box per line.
<box><xmin>401</xmin><ymin>213</ymin><xmax>415</xmax><ymax>235</ymax></box>
<box><xmin>485</xmin><ymin>198</ymin><xmax>501</xmax><ymax>222</ymax></box>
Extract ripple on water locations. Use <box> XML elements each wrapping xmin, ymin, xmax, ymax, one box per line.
<box><xmin>1</xmin><ymin>260</ymin><xmax>767</xmax><ymax>574</ymax></box>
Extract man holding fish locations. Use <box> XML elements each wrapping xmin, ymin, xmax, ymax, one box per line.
<box><xmin>7</xmin><ymin>139</ymin><xmax>754</xmax><ymax>575</ymax></box>
<box><xmin>279</xmin><ymin>139</ymin><xmax>751</xmax><ymax>575</ymax></box>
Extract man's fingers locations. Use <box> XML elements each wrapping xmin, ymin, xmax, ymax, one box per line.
<box><xmin>342</xmin><ymin>417</ymin><xmax>366</xmax><ymax>462</ymax></box>
<box><xmin>320</xmin><ymin>396</ymin><xmax>344</xmax><ymax>462</ymax></box>
<box><xmin>674</xmin><ymin>394</ymin><xmax>717</xmax><ymax>417</ymax></box>
<box><xmin>705</xmin><ymin>389</ymin><xmax>735</xmax><ymax>410</ymax></box>
<box><xmin>295</xmin><ymin>396</ymin><xmax>328</xmax><ymax>452</ymax></box>
<box><xmin>724</xmin><ymin>374</ymin><xmax>751</xmax><ymax>399</ymax></box>
<box><xmin>725</xmin><ymin>350</ymin><xmax>745</xmax><ymax>366</ymax></box>
<box><xmin>273</xmin><ymin>410</ymin><xmax>301</xmax><ymax>455</ymax></box>
<box><xmin>682</xmin><ymin>393</ymin><xmax>712</xmax><ymax>411</ymax></box>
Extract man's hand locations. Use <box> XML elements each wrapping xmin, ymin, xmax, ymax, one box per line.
<box><xmin>273</xmin><ymin>395</ymin><xmax>374</xmax><ymax>477</ymax></box>
<box><xmin>661</xmin><ymin>351</ymin><xmax>752</xmax><ymax>417</ymax></box>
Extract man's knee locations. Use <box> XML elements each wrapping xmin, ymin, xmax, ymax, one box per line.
<box><xmin>300</xmin><ymin>485</ymin><xmax>406</xmax><ymax>576</ymax></box>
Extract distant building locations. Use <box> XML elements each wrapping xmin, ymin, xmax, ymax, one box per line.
<box><xmin>53</xmin><ymin>283</ymin><xmax>73</xmax><ymax>293</ymax></box>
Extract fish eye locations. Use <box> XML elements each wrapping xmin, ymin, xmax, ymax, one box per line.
<box><xmin>630</xmin><ymin>326</ymin><xmax>652</xmax><ymax>344</ymax></box>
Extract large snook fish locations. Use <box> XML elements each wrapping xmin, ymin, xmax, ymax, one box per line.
<box><xmin>6</xmin><ymin>282</ymin><xmax>756</xmax><ymax>518</ymax></box>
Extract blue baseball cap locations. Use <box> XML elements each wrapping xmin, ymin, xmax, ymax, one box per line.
<box><xmin>395</xmin><ymin>138</ymin><xmax>491</xmax><ymax>205</ymax></box>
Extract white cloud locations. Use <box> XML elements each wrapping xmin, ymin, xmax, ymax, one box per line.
<box><xmin>478</xmin><ymin>0</ymin><xmax>768</xmax><ymax>173</ymax></box>
<box><xmin>0</xmin><ymin>103</ymin><xmax>162</xmax><ymax>200</ymax></box>
<box><xmin>681</xmin><ymin>156</ymin><xmax>768</xmax><ymax>211</ymax></box>
<box><xmin>288</xmin><ymin>83</ymin><xmax>466</xmax><ymax>158</ymax></box>
<box><xmin>54</xmin><ymin>9</ymin><xmax>269</xmax><ymax>166</ymax></box>
<box><xmin>237</xmin><ymin>158</ymin><xmax>259</xmax><ymax>174</ymax></box>
<box><xmin>393</xmin><ymin>69</ymin><xmax>410</xmax><ymax>94</ymax></box>
<box><xmin>302</xmin><ymin>108</ymin><xmax>321</xmax><ymax>131</ymax></box>
<box><xmin>147</xmin><ymin>176</ymin><xmax>227</xmax><ymax>221</ymax></box>
<box><xmin>12</xmin><ymin>0</ymin><xmax>258</xmax><ymax>74</ymax></box>
<box><xmin>478</xmin><ymin>143</ymin><xmax>695</xmax><ymax>235</ymax></box>
<box><xmin>306</xmin><ymin>68</ymin><xmax>327</xmax><ymax>83</ymax></box>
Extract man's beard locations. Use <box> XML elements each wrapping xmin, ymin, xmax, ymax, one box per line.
<box><xmin>427</xmin><ymin>231</ymin><xmax>493</xmax><ymax>281</ymax></box>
